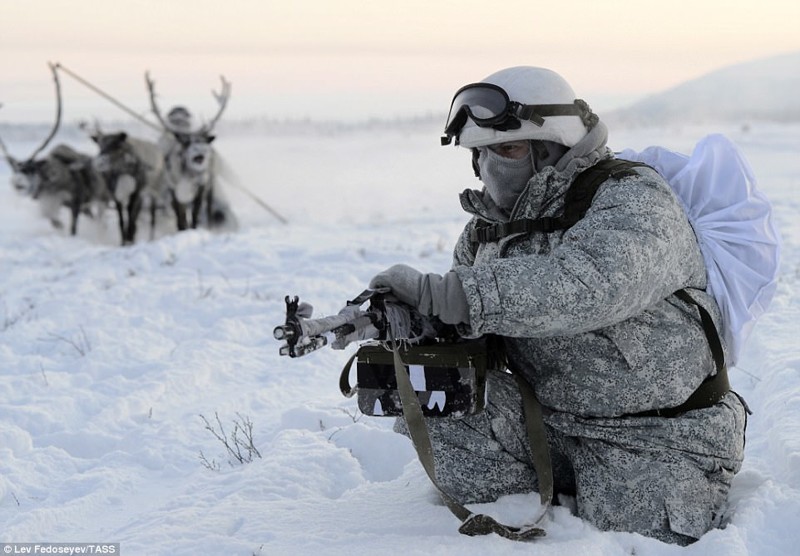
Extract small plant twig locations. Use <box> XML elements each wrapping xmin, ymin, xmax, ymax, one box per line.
<box><xmin>2</xmin><ymin>298</ymin><xmax>35</xmax><ymax>331</ymax></box>
<box><xmin>196</xmin><ymin>271</ymin><xmax>213</xmax><ymax>299</ymax></box>
<box><xmin>199</xmin><ymin>411</ymin><xmax>262</xmax><ymax>468</ymax></box>
<box><xmin>199</xmin><ymin>450</ymin><xmax>221</xmax><ymax>472</ymax></box>
<box><xmin>39</xmin><ymin>363</ymin><xmax>49</xmax><ymax>386</ymax></box>
<box><xmin>40</xmin><ymin>326</ymin><xmax>92</xmax><ymax>356</ymax></box>
<box><xmin>340</xmin><ymin>407</ymin><xmax>364</xmax><ymax>423</ymax></box>
<box><xmin>326</xmin><ymin>407</ymin><xmax>365</xmax><ymax>441</ymax></box>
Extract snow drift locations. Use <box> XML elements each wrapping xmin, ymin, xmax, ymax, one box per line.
<box><xmin>1</xmin><ymin>119</ymin><xmax>799</xmax><ymax>555</ymax></box>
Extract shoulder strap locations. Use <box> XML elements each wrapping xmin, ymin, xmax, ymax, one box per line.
<box><xmin>674</xmin><ymin>290</ymin><xmax>726</xmax><ymax>375</ymax></box>
<box><xmin>560</xmin><ymin>158</ymin><xmax>648</xmax><ymax>228</ymax></box>
<box><xmin>470</xmin><ymin>159</ymin><xmax>649</xmax><ymax>245</ymax></box>
<box><xmin>630</xmin><ymin>289</ymin><xmax>732</xmax><ymax>418</ymax></box>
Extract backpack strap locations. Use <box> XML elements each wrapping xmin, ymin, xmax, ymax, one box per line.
<box><xmin>675</xmin><ymin>289</ymin><xmax>726</xmax><ymax>375</ymax></box>
<box><xmin>630</xmin><ymin>289</ymin><xmax>730</xmax><ymax>418</ymax></box>
<box><xmin>470</xmin><ymin>158</ymin><xmax>650</xmax><ymax>245</ymax></box>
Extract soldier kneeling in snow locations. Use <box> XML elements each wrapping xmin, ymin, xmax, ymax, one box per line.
<box><xmin>367</xmin><ymin>66</ymin><xmax>747</xmax><ymax>545</ymax></box>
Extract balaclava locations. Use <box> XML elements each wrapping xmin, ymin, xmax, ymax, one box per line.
<box><xmin>476</xmin><ymin>140</ymin><xmax>569</xmax><ymax>212</ymax></box>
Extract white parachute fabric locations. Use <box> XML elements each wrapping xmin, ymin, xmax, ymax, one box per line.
<box><xmin>617</xmin><ymin>134</ymin><xmax>781</xmax><ymax>366</ymax></box>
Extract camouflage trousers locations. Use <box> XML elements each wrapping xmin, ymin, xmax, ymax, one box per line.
<box><xmin>395</xmin><ymin>369</ymin><xmax>747</xmax><ymax>545</ymax></box>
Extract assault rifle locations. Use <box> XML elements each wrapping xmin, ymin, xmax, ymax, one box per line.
<box><xmin>273</xmin><ymin>287</ymin><xmax>547</xmax><ymax>541</ymax></box>
<box><xmin>275</xmin><ymin>288</ymin><xmax>448</xmax><ymax>358</ymax></box>
<box><xmin>273</xmin><ymin>288</ymin><xmax>386</xmax><ymax>357</ymax></box>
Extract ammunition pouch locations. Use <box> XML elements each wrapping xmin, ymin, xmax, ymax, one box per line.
<box><xmin>339</xmin><ymin>338</ymin><xmax>502</xmax><ymax>417</ymax></box>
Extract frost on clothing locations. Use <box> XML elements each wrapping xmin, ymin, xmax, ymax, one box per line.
<box><xmin>419</xmin><ymin>121</ymin><xmax>748</xmax><ymax>544</ymax></box>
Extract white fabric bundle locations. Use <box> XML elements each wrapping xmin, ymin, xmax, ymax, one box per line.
<box><xmin>618</xmin><ymin>134</ymin><xmax>781</xmax><ymax>365</ymax></box>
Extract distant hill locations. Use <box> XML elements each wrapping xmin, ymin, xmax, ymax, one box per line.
<box><xmin>603</xmin><ymin>50</ymin><xmax>800</xmax><ymax>127</ymax></box>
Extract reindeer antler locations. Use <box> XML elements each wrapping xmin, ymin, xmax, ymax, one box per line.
<box><xmin>0</xmin><ymin>103</ymin><xmax>14</xmax><ymax>167</ymax></box>
<box><xmin>0</xmin><ymin>134</ymin><xmax>16</xmax><ymax>168</ymax></box>
<box><xmin>145</xmin><ymin>71</ymin><xmax>177</xmax><ymax>133</ymax></box>
<box><xmin>28</xmin><ymin>62</ymin><xmax>63</xmax><ymax>161</ymax></box>
<box><xmin>203</xmin><ymin>76</ymin><xmax>232</xmax><ymax>133</ymax></box>
<box><xmin>146</xmin><ymin>72</ymin><xmax>231</xmax><ymax>134</ymax></box>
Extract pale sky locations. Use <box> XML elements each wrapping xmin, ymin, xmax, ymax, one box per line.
<box><xmin>1</xmin><ymin>0</ymin><xmax>799</xmax><ymax>123</ymax></box>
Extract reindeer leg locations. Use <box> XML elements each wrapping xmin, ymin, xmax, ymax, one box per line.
<box><xmin>115</xmin><ymin>201</ymin><xmax>127</xmax><ymax>245</ymax></box>
<box><xmin>150</xmin><ymin>197</ymin><xmax>157</xmax><ymax>241</ymax></box>
<box><xmin>69</xmin><ymin>176</ymin><xmax>87</xmax><ymax>236</ymax></box>
<box><xmin>127</xmin><ymin>191</ymin><xmax>142</xmax><ymax>244</ymax></box>
<box><xmin>205</xmin><ymin>184</ymin><xmax>218</xmax><ymax>227</ymax></box>
<box><xmin>70</xmin><ymin>201</ymin><xmax>79</xmax><ymax>235</ymax></box>
<box><xmin>171</xmin><ymin>190</ymin><xmax>187</xmax><ymax>231</ymax></box>
<box><xmin>190</xmin><ymin>186</ymin><xmax>205</xmax><ymax>229</ymax></box>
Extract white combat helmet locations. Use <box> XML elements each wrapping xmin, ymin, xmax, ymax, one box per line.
<box><xmin>457</xmin><ymin>66</ymin><xmax>591</xmax><ymax>148</ymax></box>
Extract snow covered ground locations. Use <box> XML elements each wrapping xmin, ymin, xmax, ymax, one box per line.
<box><xmin>1</xmin><ymin>119</ymin><xmax>798</xmax><ymax>555</ymax></box>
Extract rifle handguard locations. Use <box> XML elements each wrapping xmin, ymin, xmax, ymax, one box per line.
<box><xmin>275</xmin><ymin>289</ymin><xmax>390</xmax><ymax>357</ymax></box>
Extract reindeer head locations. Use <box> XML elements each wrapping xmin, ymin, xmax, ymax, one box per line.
<box><xmin>0</xmin><ymin>63</ymin><xmax>62</xmax><ymax>197</ymax></box>
<box><xmin>91</xmin><ymin>131</ymin><xmax>143</xmax><ymax>202</ymax></box>
<box><xmin>93</xmin><ymin>131</ymin><xmax>129</xmax><ymax>157</ymax></box>
<box><xmin>173</xmin><ymin>130</ymin><xmax>216</xmax><ymax>174</ymax></box>
<box><xmin>92</xmin><ymin>131</ymin><xmax>135</xmax><ymax>174</ymax></box>
<box><xmin>145</xmin><ymin>72</ymin><xmax>230</xmax><ymax>177</ymax></box>
<box><xmin>10</xmin><ymin>159</ymin><xmax>51</xmax><ymax>196</ymax></box>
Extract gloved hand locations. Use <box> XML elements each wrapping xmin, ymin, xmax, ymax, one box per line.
<box><xmin>369</xmin><ymin>264</ymin><xmax>470</xmax><ymax>325</ymax></box>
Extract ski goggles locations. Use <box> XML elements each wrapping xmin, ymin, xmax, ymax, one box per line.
<box><xmin>441</xmin><ymin>82</ymin><xmax>588</xmax><ymax>146</ymax></box>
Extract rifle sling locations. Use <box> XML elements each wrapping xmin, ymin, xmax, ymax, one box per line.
<box><xmin>338</xmin><ymin>352</ymin><xmax>358</xmax><ymax>398</ymax></box>
<box><xmin>389</xmin><ymin>339</ymin><xmax>548</xmax><ymax>541</ymax></box>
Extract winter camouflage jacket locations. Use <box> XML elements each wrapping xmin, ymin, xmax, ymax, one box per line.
<box><xmin>452</xmin><ymin>123</ymin><xmax>727</xmax><ymax>418</ymax></box>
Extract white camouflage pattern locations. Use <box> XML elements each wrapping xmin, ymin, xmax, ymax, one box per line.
<box><xmin>398</xmin><ymin>121</ymin><xmax>747</xmax><ymax>544</ymax></box>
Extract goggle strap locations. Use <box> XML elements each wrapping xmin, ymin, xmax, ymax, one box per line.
<box><xmin>514</xmin><ymin>101</ymin><xmax>589</xmax><ymax>127</ymax></box>
<box><xmin>441</xmin><ymin>99</ymin><xmax>597</xmax><ymax>146</ymax></box>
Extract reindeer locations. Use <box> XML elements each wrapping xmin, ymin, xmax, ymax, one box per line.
<box><xmin>0</xmin><ymin>64</ymin><xmax>107</xmax><ymax>235</ymax></box>
<box><xmin>145</xmin><ymin>72</ymin><xmax>234</xmax><ymax>232</ymax></box>
<box><xmin>90</xmin><ymin>127</ymin><xmax>167</xmax><ymax>246</ymax></box>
